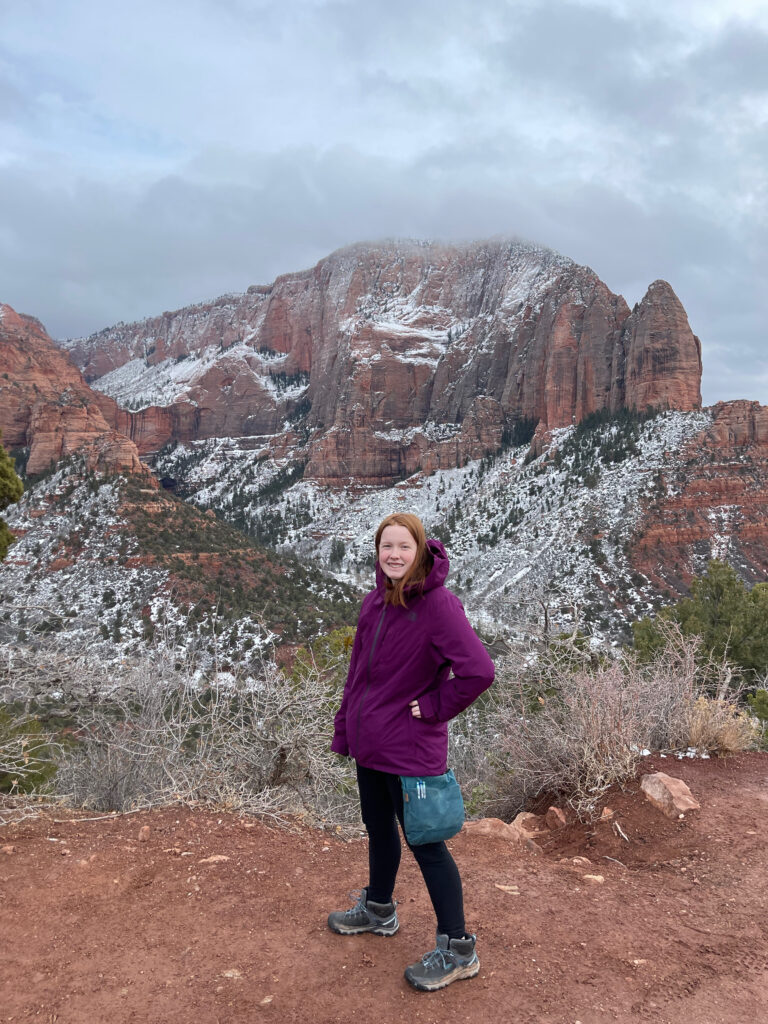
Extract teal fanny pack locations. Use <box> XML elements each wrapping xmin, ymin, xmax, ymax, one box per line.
<box><xmin>400</xmin><ymin>770</ymin><xmax>465</xmax><ymax>846</ymax></box>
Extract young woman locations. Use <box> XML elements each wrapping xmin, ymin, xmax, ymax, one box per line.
<box><xmin>328</xmin><ymin>512</ymin><xmax>495</xmax><ymax>991</ymax></box>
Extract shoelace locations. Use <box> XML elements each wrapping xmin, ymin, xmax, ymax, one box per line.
<box><xmin>343</xmin><ymin>889</ymin><xmax>367</xmax><ymax>918</ymax></box>
<box><xmin>421</xmin><ymin>945</ymin><xmax>452</xmax><ymax>970</ymax></box>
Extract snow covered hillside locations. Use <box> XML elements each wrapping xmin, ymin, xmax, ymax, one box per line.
<box><xmin>155</xmin><ymin>409</ymin><xmax>714</xmax><ymax>640</ymax></box>
<box><xmin>0</xmin><ymin>461</ymin><xmax>359</xmax><ymax>675</ymax></box>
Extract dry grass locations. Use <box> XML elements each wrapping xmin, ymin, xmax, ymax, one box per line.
<box><xmin>685</xmin><ymin>696</ymin><xmax>758</xmax><ymax>755</ymax></box>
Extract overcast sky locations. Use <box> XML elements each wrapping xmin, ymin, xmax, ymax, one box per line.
<box><xmin>1</xmin><ymin>0</ymin><xmax>766</xmax><ymax>405</ymax></box>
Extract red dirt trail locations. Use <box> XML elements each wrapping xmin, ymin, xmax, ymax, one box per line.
<box><xmin>1</xmin><ymin>753</ymin><xmax>767</xmax><ymax>1024</ymax></box>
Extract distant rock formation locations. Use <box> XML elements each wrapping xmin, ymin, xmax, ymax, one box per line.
<box><xmin>0</xmin><ymin>304</ymin><xmax>149</xmax><ymax>478</ymax></box>
<box><xmin>622</xmin><ymin>281</ymin><xmax>703</xmax><ymax>413</ymax></box>
<box><xmin>631</xmin><ymin>401</ymin><xmax>768</xmax><ymax>590</ymax></box>
<box><xmin>60</xmin><ymin>239</ymin><xmax>703</xmax><ymax>484</ymax></box>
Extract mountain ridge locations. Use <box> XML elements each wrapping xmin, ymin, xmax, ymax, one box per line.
<box><xmin>0</xmin><ymin>303</ymin><xmax>148</xmax><ymax>478</ymax></box>
<box><xmin>53</xmin><ymin>238</ymin><xmax>703</xmax><ymax>486</ymax></box>
<box><xmin>3</xmin><ymin>237</ymin><xmax>764</xmax><ymax>652</ymax></box>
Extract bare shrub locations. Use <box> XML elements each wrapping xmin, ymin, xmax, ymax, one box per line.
<box><xmin>448</xmin><ymin>696</ymin><xmax>503</xmax><ymax>815</ymax></box>
<box><xmin>2</xmin><ymin>614</ymin><xmax>758</xmax><ymax>832</ymax></box>
<box><xmin>54</xmin><ymin>642</ymin><xmax>360</xmax><ymax>829</ymax></box>
<box><xmin>484</xmin><ymin>625</ymin><xmax>754</xmax><ymax>819</ymax></box>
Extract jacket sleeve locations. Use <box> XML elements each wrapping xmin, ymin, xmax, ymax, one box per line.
<box><xmin>417</xmin><ymin>590</ymin><xmax>495</xmax><ymax>723</ymax></box>
<box><xmin>330</xmin><ymin>607</ymin><xmax>367</xmax><ymax>755</ymax></box>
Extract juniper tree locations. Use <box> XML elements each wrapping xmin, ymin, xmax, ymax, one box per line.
<box><xmin>0</xmin><ymin>433</ymin><xmax>23</xmax><ymax>561</ymax></box>
<box><xmin>633</xmin><ymin>559</ymin><xmax>768</xmax><ymax>681</ymax></box>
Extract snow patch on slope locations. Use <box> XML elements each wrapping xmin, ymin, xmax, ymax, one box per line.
<box><xmin>156</xmin><ymin>409</ymin><xmax>713</xmax><ymax>639</ymax></box>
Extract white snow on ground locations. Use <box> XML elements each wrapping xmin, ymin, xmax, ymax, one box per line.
<box><xmin>0</xmin><ymin>464</ymin><xmax>281</xmax><ymax>669</ymax></box>
<box><xmin>156</xmin><ymin>409</ymin><xmax>713</xmax><ymax>638</ymax></box>
<box><xmin>1</xmin><ymin>404</ymin><xmax>728</xmax><ymax>678</ymax></box>
<box><xmin>706</xmin><ymin>504</ymin><xmax>739</xmax><ymax>561</ymax></box>
<box><xmin>0</xmin><ymin>466</ymin><xmax>169</xmax><ymax>661</ymax></box>
<box><xmin>92</xmin><ymin>342</ymin><xmax>292</xmax><ymax>410</ymax></box>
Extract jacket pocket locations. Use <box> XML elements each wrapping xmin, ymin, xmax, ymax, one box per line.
<box><xmin>410</xmin><ymin>715</ymin><xmax>449</xmax><ymax>776</ymax></box>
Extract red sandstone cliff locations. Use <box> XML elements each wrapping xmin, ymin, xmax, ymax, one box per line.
<box><xmin>631</xmin><ymin>401</ymin><xmax>768</xmax><ymax>592</ymax></box>
<box><xmin>58</xmin><ymin>240</ymin><xmax>704</xmax><ymax>484</ymax></box>
<box><xmin>0</xmin><ymin>304</ymin><xmax>150</xmax><ymax>478</ymax></box>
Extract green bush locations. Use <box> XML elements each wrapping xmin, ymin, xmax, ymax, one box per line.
<box><xmin>633</xmin><ymin>560</ymin><xmax>768</xmax><ymax>681</ymax></box>
<box><xmin>747</xmin><ymin>688</ymin><xmax>768</xmax><ymax>748</ymax></box>
<box><xmin>0</xmin><ymin>709</ymin><xmax>58</xmax><ymax>793</ymax></box>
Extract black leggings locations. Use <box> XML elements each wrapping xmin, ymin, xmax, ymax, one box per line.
<box><xmin>356</xmin><ymin>762</ymin><xmax>465</xmax><ymax>939</ymax></box>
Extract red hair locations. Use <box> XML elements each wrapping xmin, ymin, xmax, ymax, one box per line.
<box><xmin>375</xmin><ymin>513</ymin><xmax>432</xmax><ymax>607</ymax></box>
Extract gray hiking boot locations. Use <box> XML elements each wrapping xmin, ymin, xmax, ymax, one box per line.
<box><xmin>404</xmin><ymin>933</ymin><xmax>479</xmax><ymax>991</ymax></box>
<box><xmin>327</xmin><ymin>888</ymin><xmax>399</xmax><ymax>936</ymax></box>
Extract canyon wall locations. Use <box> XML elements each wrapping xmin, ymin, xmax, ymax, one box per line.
<box><xmin>631</xmin><ymin>401</ymin><xmax>768</xmax><ymax>591</ymax></box>
<box><xmin>60</xmin><ymin>240</ymin><xmax>703</xmax><ymax>483</ymax></box>
<box><xmin>0</xmin><ymin>304</ymin><xmax>148</xmax><ymax>477</ymax></box>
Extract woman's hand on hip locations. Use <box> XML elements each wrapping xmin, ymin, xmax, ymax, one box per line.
<box><xmin>409</xmin><ymin>700</ymin><xmax>422</xmax><ymax>719</ymax></box>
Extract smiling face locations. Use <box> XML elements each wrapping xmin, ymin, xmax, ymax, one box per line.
<box><xmin>377</xmin><ymin>523</ymin><xmax>418</xmax><ymax>581</ymax></box>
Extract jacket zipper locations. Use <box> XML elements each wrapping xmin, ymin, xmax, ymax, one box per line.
<box><xmin>354</xmin><ymin>603</ymin><xmax>387</xmax><ymax>754</ymax></box>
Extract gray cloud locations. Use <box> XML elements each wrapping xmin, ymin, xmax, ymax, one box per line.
<box><xmin>0</xmin><ymin>0</ymin><xmax>765</xmax><ymax>407</ymax></box>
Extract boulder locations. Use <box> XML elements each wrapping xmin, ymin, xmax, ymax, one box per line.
<box><xmin>462</xmin><ymin>817</ymin><xmax>522</xmax><ymax>843</ymax></box>
<box><xmin>640</xmin><ymin>772</ymin><xmax>700</xmax><ymax>818</ymax></box>
<box><xmin>511</xmin><ymin>812</ymin><xmax>548</xmax><ymax>840</ymax></box>
<box><xmin>545</xmin><ymin>806</ymin><xmax>568</xmax><ymax>830</ymax></box>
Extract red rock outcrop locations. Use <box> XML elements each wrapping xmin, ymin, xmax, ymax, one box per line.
<box><xmin>631</xmin><ymin>401</ymin><xmax>768</xmax><ymax>591</ymax></box>
<box><xmin>97</xmin><ymin>398</ymin><xmax>201</xmax><ymax>455</ymax></box>
<box><xmin>62</xmin><ymin>292</ymin><xmax>274</xmax><ymax>380</ymax></box>
<box><xmin>623</xmin><ymin>281</ymin><xmax>702</xmax><ymax>412</ymax></box>
<box><xmin>60</xmin><ymin>240</ymin><xmax>704</xmax><ymax>484</ymax></box>
<box><xmin>0</xmin><ymin>304</ymin><xmax>150</xmax><ymax>477</ymax></box>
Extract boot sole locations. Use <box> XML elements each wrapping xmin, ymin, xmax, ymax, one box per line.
<box><xmin>404</xmin><ymin>960</ymin><xmax>480</xmax><ymax>991</ymax></box>
<box><xmin>328</xmin><ymin>920</ymin><xmax>400</xmax><ymax>937</ymax></box>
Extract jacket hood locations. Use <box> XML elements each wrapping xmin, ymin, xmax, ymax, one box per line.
<box><xmin>375</xmin><ymin>538</ymin><xmax>449</xmax><ymax>595</ymax></box>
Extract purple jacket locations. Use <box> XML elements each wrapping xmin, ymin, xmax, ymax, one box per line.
<box><xmin>331</xmin><ymin>539</ymin><xmax>495</xmax><ymax>776</ymax></box>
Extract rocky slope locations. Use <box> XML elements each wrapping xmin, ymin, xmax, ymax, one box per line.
<box><xmin>0</xmin><ymin>302</ymin><xmax>362</xmax><ymax>655</ymax></box>
<box><xmin>60</xmin><ymin>240</ymin><xmax>703</xmax><ymax>485</ymax></box>
<box><xmin>6</xmin><ymin>398</ymin><xmax>765</xmax><ymax>650</ymax></box>
<box><xmin>631</xmin><ymin>400</ymin><xmax>768</xmax><ymax>593</ymax></box>
<box><xmin>0</xmin><ymin>304</ymin><xmax>146</xmax><ymax>478</ymax></box>
<box><xmin>0</xmin><ymin>461</ymin><xmax>359</xmax><ymax>658</ymax></box>
<box><xmin>151</xmin><ymin>404</ymin><xmax>768</xmax><ymax>637</ymax></box>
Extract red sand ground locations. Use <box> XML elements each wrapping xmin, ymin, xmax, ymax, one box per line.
<box><xmin>1</xmin><ymin>753</ymin><xmax>767</xmax><ymax>1024</ymax></box>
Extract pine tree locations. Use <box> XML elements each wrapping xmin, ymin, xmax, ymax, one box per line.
<box><xmin>0</xmin><ymin>433</ymin><xmax>24</xmax><ymax>561</ymax></box>
<box><xmin>633</xmin><ymin>560</ymin><xmax>768</xmax><ymax>680</ymax></box>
